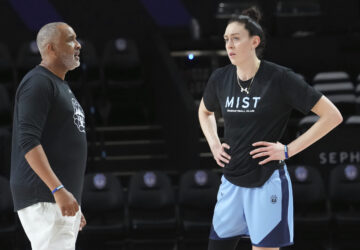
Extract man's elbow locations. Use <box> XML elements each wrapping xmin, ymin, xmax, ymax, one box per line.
<box><xmin>19</xmin><ymin>136</ymin><xmax>41</xmax><ymax>156</ymax></box>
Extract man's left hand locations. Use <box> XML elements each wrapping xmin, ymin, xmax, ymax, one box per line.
<box><xmin>79</xmin><ymin>212</ymin><xmax>87</xmax><ymax>231</ymax></box>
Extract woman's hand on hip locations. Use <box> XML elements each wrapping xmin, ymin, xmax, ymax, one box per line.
<box><xmin>210</xmin><ymin>143</ymin><xmax>231</xmax><ymax>167</ymax></box>
<box><xmin>250</xmin><ymin>141</ymin><xmax>285</xmax><ymax>165</ymax></box>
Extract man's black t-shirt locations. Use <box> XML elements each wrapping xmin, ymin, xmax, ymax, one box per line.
<box><xmin>10</xmin><ymin>66</ymin><xmax>87</xmax><ymax>211</ymax></box>
<box><xmin>203</xmin><ymin>60</ymin><xmax>322</xmax><ymax>187</ymax></box>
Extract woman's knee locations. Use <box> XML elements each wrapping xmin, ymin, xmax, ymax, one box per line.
<box><xmin>252</xmin><ymin>246</ymin><xmax>279</xmax><ymax>250</ymax></box>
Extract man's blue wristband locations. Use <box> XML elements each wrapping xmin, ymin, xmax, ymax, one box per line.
<box><xmin>284</xmin><ymin>145</ymin><xmax>289</xmax><ymax>160</ymax></box>
<box><xmin>52</xmin><ymin>185</ymin><xmax>64</xmax><ymax>194</ymax></box>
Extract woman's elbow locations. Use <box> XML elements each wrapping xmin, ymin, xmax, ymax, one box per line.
<box><xmin>331</xmin><ymin>108</ymin><xmax>343</xmax><ymax>127</ymax></box>
<box><xmin>335</xmin><ymin>111</ymin><xmax>343</xmax><ymax>125</ymax></box>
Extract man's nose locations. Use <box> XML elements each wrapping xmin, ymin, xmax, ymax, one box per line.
<box><xmin>75</xmin><ymin>40</ymin><xmax>81</xmax><ymax>50</ymax></box>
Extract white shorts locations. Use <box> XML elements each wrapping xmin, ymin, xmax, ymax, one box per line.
<box><xmin>18</xmin><ymin>202</ymin><xmax>81</xmax><ymax>250</ymax></box>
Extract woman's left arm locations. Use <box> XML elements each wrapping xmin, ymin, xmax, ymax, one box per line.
<box><xmin>250</xmin><ymin>96</ymin><xmax>343</xmax><ymax>165</ymax></box>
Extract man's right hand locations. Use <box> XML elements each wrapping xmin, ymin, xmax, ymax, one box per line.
<box><xmin>211</xmin><ymin>143</ymin><xmax>231</xmax><ymax>167</ymax></box>
<box><xmin>53</xmin><ymin>188</ymin><xmax>79</xmax><ymax>216</ymax></box>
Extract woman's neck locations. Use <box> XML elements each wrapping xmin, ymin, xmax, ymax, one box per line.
<box><xmin>236</xmin><ymin>57</ymin><xmax>261</xmax><ymax>81</ymax></box>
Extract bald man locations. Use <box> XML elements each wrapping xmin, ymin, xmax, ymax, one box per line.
<box><xmin>10</xmin><ymin>22</ymin><xmax>87</xmax><ymax>250</ymax></box>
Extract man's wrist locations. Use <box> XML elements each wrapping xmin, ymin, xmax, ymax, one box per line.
<box><xmin>52</xmin><ymin>184</ymin><xmax>64</xmax><ymax>194</ymax></box>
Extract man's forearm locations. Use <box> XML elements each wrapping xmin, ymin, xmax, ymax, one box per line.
<box><xmin>24</xmin><ymin>145</ymin><xmax>62</xmax><ymax>191</ymax></box>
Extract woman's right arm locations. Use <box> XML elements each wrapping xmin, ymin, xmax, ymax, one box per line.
<box><xmin>198</xmin><ymin>98</ymin><xmax>231</xmax><ymax>167</ymax></box>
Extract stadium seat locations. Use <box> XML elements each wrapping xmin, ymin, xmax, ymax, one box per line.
<box><xmin>178</xmin><ymin>169</ymin><xmax>220</xmax><ymax>250</ymax></box>
<box><xmin>127</xmin><ymin>171</ymin><xmax>176</xmax><ymax>249</ymax></box>
<box><xmin>0</xmin><ymin>176</ymin><xmax>18</xmax><ymax>249</ymax></box>
<box><xmin>80</xmin><ymin>173</ymin><xmax>126</xmax><ymax>249</ymax></box>
<box><xmin>0</xmin><ymin>128</ymin><xmax>11</xmax><ymax>177</ymax></box>
<box><xmin>345</xmin><ymin>115</ymin><xmax>360</xmax><ymax>126</ymax></box>
<box><xmin>356</xmin><ymin>82</ymin><xmax>360</xmax><ymax>114</ymax></box>
<box><xmin>102</xmin><ymin>38</ymin><xmax>151</xmax><ymax>125</ymax></box>
<box><xmin>326</xmin><ymin>94</ymin><xmax>356</xmax><ymax>117</ymax></box>
<box><xmin>287</xmin><ymin>165</ymin><xmax>331</xmax><ymax>248</ymax></box>
<box><xmin>312</xmin><ymin>71</ymin><xmax>350</xmax><ymax>84</ymax></box>
<box><xmin>16</xmin><ymin>40</ymin><xmax>41</xmax><ymax>82</ymax></box>
<box><xmin>313</xmin><ymin>81</ymin><xmax>356</xmax><ymax>116</ymax></box>
<box><xmin>297</xmin><ymin>115</ymin><xmax>319</xmax><ymax>134</ymax></box>
<box><xmin>0</xmin><ymin>42</ymin><xmax>15</xmax><ymax>91</ymax></box>
<box><xmin>296</xmin><ymin>115</ymin><xmax>357</xmax><ymax>167</ymax></box>
<box><xmin>0</xmin><ymin>85</ymin><xmax>12</xmax><ymax>127</ymax></box>
<box><xmin>313</xmin><ymin>82</ymin><xmax>354</xmax><ymax>96</ymax></box>
<box><xmin>172</xmin><ymin>51</ymin><xmax>214</xmax><ymax>100</ymax></box>
<box><xmin>78</xmin><ymin>39</ymin><xmax>100</xmax><ymax>83</ymax></box>
<box><xmin>328</xmin><ymin>164</ymin><xmax>360</xmax><ymax>248</ymax></box>
<box><xmin>103</xmin><ymin>38</ymin><xmax>143</xmax><ymax>89</ymax></box>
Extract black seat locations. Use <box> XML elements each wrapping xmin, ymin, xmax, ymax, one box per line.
<box><xmin>326</xmin><ymin>94</ymin><xmax>356</xmax><ymax>117</ymax></box>
<box><xmin>0</xmin><ymin>85</ymin><xmax>12</xmax><ymax>127</ymax></box>
<box><xmin>178</xmin><ymin>169</ymin><xmax>219</xmax><ymax>233</ymax></box>
<box><xmin>0</xmin><ymin>42</ymin><xmax>15</xmax><ymax>91</ymax></box>
<box><xmin>103</xmin><ymin>38</ymin><xmax>143</xmax><ymax>88</ymax></box>
<box><xmin>345</xmin><ymin>115</ymin><xmax>360</xmax><ymax>127</ymax></box>
<box><xmin>178</xmin><ymin>169</ymin><xmax>220</xmax><ymax>250</ymax></box>
<box><xmin>127</xmin><ymin>171</ymin><xmax>176</xmax><ymax>249</ymax></box>
<box><xmin>295</xmin><ymin>115</ymin><xmax>319</xmax><ymax>164</ymax></box>
<box><xmin>79</xmin><ymin>173</ymin><xmax>126</xmax><ymax>249</ymax></box>
<box><xmin>173</xmin><ymin>52</ymin><xmax>213</xmax><ymax>101</ymax></box>
<box><xmin>329</xmin><ymin>165</ymin><xmax>360</xmax><ymax>233</ymax></box>
<box><xmin>287</xmin><ymin>165</ymin><xmax>331</xmax><ymax>248</ymax></box>
<box><xmin>356</xmin><ymin>82</ymin><xmax>360</xmax><ymax>114</ymax></box>
<box><xmin>295</xmin><ymin>115</ymin><xmax>360</xmax><ymax>167</ymax></box>
<box><xmin>0</xmin><ymin>175</ymin><xmax>17</xmax><ymax>249</ymax></box>
<box><xmin>274</xmin><ymin>0</ymin><xmax>322</xmax><ymax>36</ymax></box>
<box><xmin>101</xmin><ymin>38</ymin><xmax>151</xmax><ymax>125</ymax></box>
<box><xmin>0</xmin><ymin>128</ymin><xmax>11</xmax><ymax>177</ymax></box>
<box><xmin>356</xmin><ymin>96</ymin><xmax>360</xmax><ymax>115</ymax></box>
<box><xmin>312</xmin><ymin>71</ymin><xmax>350</xmax><ymax>84</ymax></box>
<box><xmin>313</xmin><ymin>81</ymin><xmax>356</xmax><ymax>116</ymax></box>
<box><xmin>79</xmin><ymin>39</ymin><xmax>100</xmax><ymax>84</ymax></box>
<box><xmin>16</xmin><ymin>40</ymin><xmax>41</xmax><ymax>82</ymax></box>
<box><xmin>313</xmin><ymin>81</ymin><xmax>354</xmax><ymax>96</ymax></box>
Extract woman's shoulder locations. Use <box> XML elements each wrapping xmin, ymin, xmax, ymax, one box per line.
<box><xmin>212</xmin><ymin>64</ymin><xmax>235</xmax><ymax>79</ymax></box>
<box><xmin>262</xmin><ymin>60</ymin><xmax>296</xmax><ymax>77</ymax></box>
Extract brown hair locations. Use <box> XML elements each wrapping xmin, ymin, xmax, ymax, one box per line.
<box><xmin>228</xmin><ymin>6</ymin><xmax>265</xmax><ymax>58</ymax></box>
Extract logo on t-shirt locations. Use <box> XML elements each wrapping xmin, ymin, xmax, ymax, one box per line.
<box><xmin>71</xmin><ymin>98</ymin><xmax>85</xmax><ymax>133</ymax></box>
<box><xmin>225</xmin><ymin>96</ymin><xmax>261</xmax><ymax>113</ymax></box>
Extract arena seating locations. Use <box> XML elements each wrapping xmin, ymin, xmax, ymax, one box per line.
<box><xmin>0</xmin><ymin>176</ymin><xmax>17</xmax><ymax>250</ymax></box>
<box><xmin>80</xmin><ymin>173</ymin><xmax>126</xmax><ymax>249</ymax></box>
<box><xmin>287</xmin><ymin>165</ymin><xmax>331</xmax><ymax>249</ymax></box>
<box><xmin>0</xmin><ymin>24</ymin><xmax>359</xmax><ymax>249</ymax></box>
<box><xmin>16</xmin><ymin>40</ymin><xmax>42</xmax><ymax>82</ymax></box>
<box><xmin>178</xmin><ymin>169</ymin><xmax>220</xmax><ymax>250</ymax></box>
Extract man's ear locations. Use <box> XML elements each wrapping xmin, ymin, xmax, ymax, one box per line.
<box><xmin>46</xmin><ymin>42</ymin><xmax>56</xmax><ymax>55</ymax></box>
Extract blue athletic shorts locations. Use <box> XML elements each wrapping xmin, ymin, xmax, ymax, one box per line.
<box><xmin>210</xmin><ymin>166</ymin><xmax>294</xmax><ymax>248</ymax></box>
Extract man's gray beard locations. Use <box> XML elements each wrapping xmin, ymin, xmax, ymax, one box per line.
<box><xmin>59</xmin><ymin>53</ymin><xmax>80</xmax><ymax>71</ymax></box>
